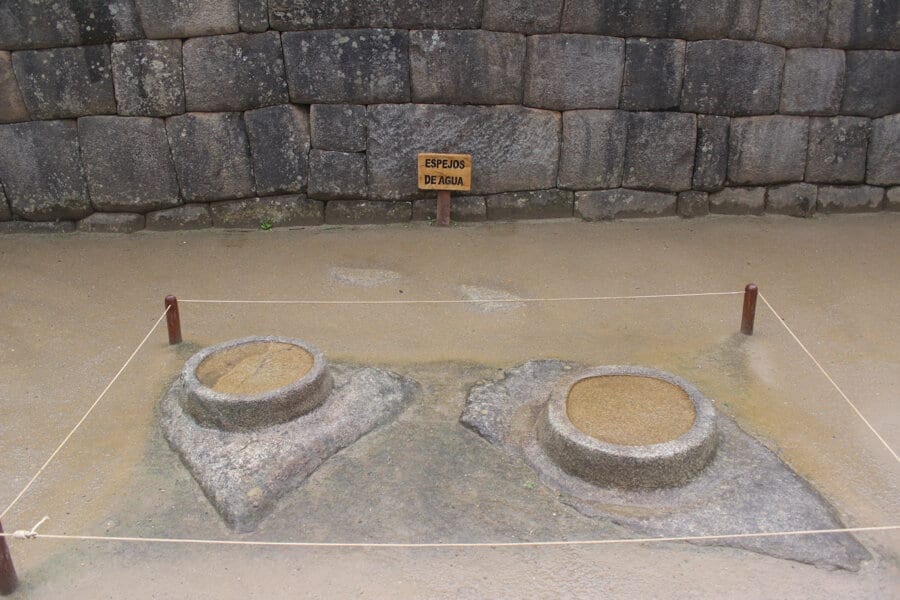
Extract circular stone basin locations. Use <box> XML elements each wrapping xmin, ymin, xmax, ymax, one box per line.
<box><xmin>537</xmin><ymin>366</ymin><xmax>717</xmax><ymax>489</ymax></box>
<box><xmin>181</xmin><ymin>336</ymin><xmax>332</xmax><ymax>431</ymax></box>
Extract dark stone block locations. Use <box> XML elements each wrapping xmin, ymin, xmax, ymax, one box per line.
<box><xmin>310</xmin><ymin>104</ymin><xmax>366</xmax><ymax>152</ymax></box>
<box><xmin>134</xmin><ymin>0</ymin><xmax>239</xmax><ymax>38</ymax></box>
<box><xmin>709</xmin><ymin>187</ymin><xmax>765</xmax><ymax>214</ymax></box>
<box><xmin>244</xmin><ymin>105</ymin><xmax>309</xmax><ymax>195</ymax></box>
<box><xmin>0</xmin><ymin>184</ymin><xmax>10</xmax><ymax>220</ymax></box>
<box><xmin>184</xmin><ymin>32</ymin><xmax>287</xmax><ymax>112</ymax></box>
<box><xmin>524</xmin><ymin>34</ymin><xmax>623</xmax><ymax>110</ymax></box>
<box><xmin>780</xmin><ymin>49</ymin><xmax>845</xmax><ymax>116</ymax></box>
<box><xmin>72</xmin><ymin>0</ymin><xmax>143</xmax><ymax>45</ymax></box>
<box><xmin>827</xmin><ymin>0</ymin><xmax>900</xmax><ymax>49</ymax></box>
<box><xmin>325</xmin><ymin>200</ymin><xmax>411</xmax><ymax>224</ymax></box>
<box><xmin>668</xmin><ymin>0</ymin><xmax>759</xmax><ymax>40</ymax></box>
<box><xmin>841</xmin><ymin>51</ymin><xmax>900</xmax><ymax>117</ymax></box>
<box><xmin>575</xmin><ymin>189</ymin><xmax>676</xmax><ymax>220</ymax></box>
<box><xmin>485</xmin><ymin>190</ymin><xmax>573</xmax><ymax>220</ymax></box>
<box><xmin>886</xmin><ymin>187</ymin><xmax>899</xmax><ymax>211</ymax></box>
<box><xmin>166</xmin><ymin>112</ymin><xmax>254</xmax><ymax>202</ymax></box>
<box><xmin>0</xmin><ymin>0</ymin><xmax>142</xmax><ymax>50</ymax></box>
<box><xmin>676</xmin><ymin>191</ymin><xmax>708</xmax><ymax>218</ymax></box>
<box><xmin>0</xmin><ymin>220</ymin><xmax>75</xmax><ymax>233</ymax></box>
<box><xmin>111</xmin><ymin>40</ymin><xmax>184</xmax><ymax>117</ymax></box>
<box><xmin>483</xmin><ymin>0</ymin><xmax>561</xmax><ymax>33</ymax></box>
<box><xmin>559</xmin><ymin>0</ymin><xmax>670</xmax><ymax>37</ymax></box>
<box><xmin>78</xmin><ymin>116</ymin><xmax>181</xmax><ymax>212</ymax></box>
<box><xmin>0</xmin><ymin>121</ymin><xmax>91</xmax><ymax>220</ymax></box>
<box><xmin>283</xmin><ymin>29</ymin><xmax>409</xmax><ymax>104</ymax></box>
<box><xmin>412</xmin><ymin>196</ymin><xmax>486</xmax><ymax>221</ymax></box>
<box><xmin>268</xmin><ymin>0</ymin><xmax>482</xmax><ymax>30</ymax></box>
<box><xmin>210</xmin><ymin>195</ymin><xmax>324</xmax><ymax>228</ymax></box>
<box><xmin>621</xmin><ymin>38</ymin><xmax>684</xmax><ymax>111</ymax></box>
<box><xmin>756</xmin><ymin>0</ymin><xmax>827</xmax><ymax>47</ymax></box>
<box><xmin>806</xmin><ymin>117</ymin><xmax>870</xmax><ymax>184</ymax></box>
<box><xmin>0</xmin><ymin>51</ymin><xmax>28</xmax><ymax>123</ymax></box>
<box><xmin>817</xmin><ymin>185</ymin><xmax>883</xmax><ymax>213</ymax></box>
<box><xmin>12</xmin><ymin>46</ymin><xmax>116</xmax><ymax>120</ymax></box>
<box><xmin>681</xmin><ymin>40</ymin><xmax>784</xmax><ymax>116</ymax></box>
<box><xmin>766</xmin><ymin>183</ymin><xmax>817</xmax><ymax>217</ymax></box>
<box><xmin>238</xmin><ymin>0</ymin><xmax>269</xmax><ymax>32</ymax></box>
<box><xmin>308</xmin><ymin>150</ymin><xmax>367</xmax><ymax>200</ymax></box>
<box><xmin>693</xmin><ymin>115</ymin><xmax>730</xmax><ymax>192</ymax></box>
<box><xmin>728</xmin><ymin>116</ymin><xmax>808</xmax><ymax>185</ymax></box>
<box><xmin>146</xmin><ymin>204</ymin><xmax>213</xmax><ymax>229</ymax></box>
<box><xmin>867</xmin><ymin>114</ymin><xmax>900</xmax><ymax>186</ymax></box>
<box><xmin>624</xmin><ymin>112</ymin><xmax>696</xmax><ymax>192</ymax></box>
<box><xmin>558</xmin><ymin>110</ymin><xmax>628</xmax><ymax>190</ymax></box>
<box><xmin>77</xmin><ymin>212</ymin><xmax>146</xmax><ymax>233</ymax></box>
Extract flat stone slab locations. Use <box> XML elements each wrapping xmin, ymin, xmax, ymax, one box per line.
<box><xmin>461</xmin><ymin>360</ymin><xmax>870</xmax><ymax>570</ymax></box>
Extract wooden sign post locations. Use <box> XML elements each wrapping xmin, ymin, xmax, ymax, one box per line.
<box><xmin>417</xmin><ymin>153</ymin><xmax>472</xmax><ymax>227</ymax></box>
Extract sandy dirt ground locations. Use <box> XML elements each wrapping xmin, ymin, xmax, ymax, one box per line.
<box><xmin>0</xmin><ymin>214</ymin><xmax>898</xmax><ymax>598</ymax></box>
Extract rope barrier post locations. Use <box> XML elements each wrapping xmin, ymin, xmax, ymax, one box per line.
<box><xmin>435</xmin><ymin>190</ymin><xmax>451</xmax><ymax>227</ymax></box>
<box><xmin>0</xmin><ymin>519</ymin><xmax>18</xmax><ymax>596</ymax></box>
<box><xmin>165</xmin><ymin>295</ymin><xmax>182</xmax><ymax>345</ymax></box>
<box><xmin>741</xmin><ymin>283</ymin><xmax>758</xmax><ymax>335</ymax></box>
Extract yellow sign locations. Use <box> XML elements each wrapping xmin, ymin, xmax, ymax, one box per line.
<box><xmin>417</xmin><ymin>153</ymin><xmax>472</xmax><ymax>191</ymax></box>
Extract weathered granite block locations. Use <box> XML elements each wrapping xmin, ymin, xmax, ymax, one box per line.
<box><xmin>310</xmin><ymin>104</ymin><xmax>366</xmax><ymax>152</ymax></box>
<box><xmin>146</xmin><ymin>204</ymin><xmax>213</xmax><ymax>229</ymax></box>
<box><xmin>886</xmin><ymin>187</ymin><xmax>900</xmax><ymax>211</ymax></box>
<box><xmin>827</xmin><ymin>0</ymin><xmax>900</xmax><ymax>49</ymax></box>
<box><xmin>0</xmin><ymin>121</ymin><xmax>91</xmax><ymax>220</ymax></box>
<box><xmin>134</xmin><ymin>0</ymin><xmax>239</xmax><ymax>38</ymax></box>
<box><xmin>210</xmin><ymin>195</ymin><xmax>323</xmax><ymax>227</ymax></box>
<box><xmin>681</xmin><ymin>40</ymin><xmax>784</xmax><ymax>116</ymax></box>
<box><xmin>676</xmin><ymin>191</ymin><xmax>708</xmax><ymax>218</ymax></box>
<box><xmin>693</xmin><ymin>115</ymin><xmax>730</xmax><ymax>191</ymax></box>
<box><xmin>12</xmin><ymin>46</ymin><xmax>116</xmax><ymax>119</ymax></box>
<box><xmin>0</xmin><ymin>220</ymin><xmax>75</xmax><ymax>233</ymax></box>
<box><xmin>841</xmin><ymin>51</ymin><xmax>900</xmax><ymax>117</ymax></box>
<box><xmin>268</xmin><ymin>0</ymin><xmax>482</xmax><ymax>30</ymax></box>
<box><xmin>709</xmin><ymin>187</ymin><xmax>766</xmax><ymax>214</ymax></box>
<box><xmin>780</xmin><ymin>49</ymin><xmax>845</xmax><ymax>116</ymax></box>
<box><xmin>483</xmin><ymin>0</ymin><xmax>561</xmax><ymax>33</ymax></box>
<box><xmin>184</xmin><ymin>32</ymin><xmax>288</xmax><ymax>112</ymax></box>
<box><xmin>766</xmin><ymin>183</ymin><xmax>817</xmax><ymax>217</ymax></box>
<box><xmin>0</xmin><ymin>52</ymin><xmax>28</xmax><ymax>123</ymax></box>
<box><xmin>411</xmin><ymin>30</ymin><xmax>524</xmax><ymax>105</ymax></box>
<box><xmin>558</xmin><ymin>110</ymin><xmax>627</xmax><ymax>190</ymax></box>
<box><xmin>624</xmin><ymin>112</ymin><xmax>696</xmax><ymax>192</ymax></box>
<box><xmin>244</xmin><ymin>105</ymin><xmax>309</xmax><ymax>195</ymax></box>
<box><xmin>0</xmin><ymin>0</ymin><xmax>142</xmax><ymax>50</ymax></box>
<box><xmin>325</xmin><ymin>200</ymin><xmax>411</xmax><ymax>224</ymax></box>
<box><xmin>621</xmin><ymin>38</ymin><xmax>684</xmax><ymax>111</ymax></box>
<box><xmin>77</xmin><ymin>212</ymin><xmax>146</xmax><ymax>233</ymax></box>
<box><xmin>523</xmin><ymin>34</ymin><xmax>623</xmax><ymax>110</ymax></box>
<box><xmin>0</xmin><ymin>185</ymin><xmax>10</xmax><ymax>220</ymax></box>
<box><xmin>756</xmin><ymin>0</ymin><xmax>827</xmax><ymax>47</ymax></box>
<box><xmin>806</xmin><ymin>117</ymin><xmax>870</xmax><ymax>184</ymax></box>
<box><xmin>166</xmin><ymin>112</ymin><xmax>254</xmax><ymax>202</ymax></box>
<box><xmin>283</xmin><ymin>30</ymin><xmax>409</xmax><ymax>104</ymax></box>
<box><xmin>486</xmin><ymin>190</ymin><xmax>573</xmax><ymax>220</ymax></box>
<box><xmin>368</xmin><ymin>104</ymin><xmax>559</xmax><ymax>199</ymax></box>
<box><xmin>412</xmin><ymin>196</ymin><xmax>486</xmax><ymax>221</ymax></box>
<box><xmin>308</xmin><ymin>150</ymin><xmax>367</xmax><ymax>200</ymax></box>
<box><xmin>817</xmin><ymin>185</ymin><xmax>884</xmax><ymax>212</ymax></box>
<box><xmin>238</xmin><ymin>0</ymin><xmax>269</xmax><ymax>31</ymax></box>
<box><xmin>668</xmin><ymin>0</ymin><xmax>760</xmax><ymax>40</ymax></box>
<box><xmin>73</xmin><ymin>0</ymin><xmax>143</xmax><ymax>44</ymax></box>
<box><xmin>867</xmin><ymin>114</ymin><xmax>900</xmax><ymax>186</ymax></box>
<box><xmin>575</xmin><ymin>189</ymin><xmax>676</xmax><ymax>220</ymax></box>
<box><xmin>111</xmin><ymin>40</ymin><xmax>185</xmax><ymax>117</ymax></box>
<box><xmin>728</xmin><ymin>116</ymin><xmax>808</xmax><ymax>185</ymax></box>
<box><xmin>79</xmin><ymin>116</ymin><xmax>181</xmax><ymax>212</ymax></box>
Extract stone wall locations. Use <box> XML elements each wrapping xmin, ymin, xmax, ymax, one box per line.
<box><xmin>0</xmin><ymin>0</ymin><xmax>897</xmax><ymax>232</ymax></box>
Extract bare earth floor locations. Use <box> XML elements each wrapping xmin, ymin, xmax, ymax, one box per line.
<box><xmin>0</xmin><ymin>215</ymin><xmax>898</xmax><ymax>598</ymax></box>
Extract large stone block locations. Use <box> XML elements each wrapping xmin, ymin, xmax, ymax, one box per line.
<box><xmin>780</xmin><ymin>49</ymin><xmax>845</xmax><ymax>116</ymax></box>
<box><xmin>886</xmin><ymin>187</ymin><xmax>900</xmax><ymax>211</ymax></box>
<box><xmin>558</xmin><ymin>110</ymin><xmax>628</xmax><ymax>190</ymax></box>
<box><xmin>0</xmin><ymin>52</ymin><xmax>28</xmax><ymax>123</ymax></box>
<box><xmin>523</xmin><ymin>34</ymin><xmax>623</xmax><ymax>110</ymax></box>
<box><xmin>817</xmin><ymin>185</ymin><xmax>883</xmax><ymax>213</ymax></box>
<box><xmin>827</xmin><ymin>0</ymin><xmax>900</xmax><ymax>49</ymax></box>
<box><xmin>324</xmin><ymin>200</ymin><xmax>412</xmax><ymax>224</ymax></box>
<box><xmin>166</xmin><ymin>112</ymin><xmax>254</xmax><ymax>202</ymax></box>
<box><xmin>183</xmin><ymin>32</ymin><xmax>288</xmax><ymax>112</ymax></box>
<box><xmin>145</xmin><ymin>204</ymin><xmax>213</xmax><ymax>229</ymax></box>
<box><xmin>368</xmin><ymin>104</ymin><xmax>560</xmax><ymax>200</ymax></box>
<box><xmin>623</xmin><ymin>112</ymin><xmax>696</xmax><ymax>192</ymax></box>
<box><xmin>244</xmin><ymin>105</ymin><xmax>310</xmax><ymax>196</ymax></box>
<box><xmin>806</xmin><ymin>117</ymin><xmax>870</xmax><ymax>184</ymax></box>
<box><xmin>283</xmin><ymin>30</ymin><xmax>410</xmax><ymax>104</ymax></box>
<box><xmin>681</xmin><ymin>41</ymin><xmax>784</xmax><ymax>116</ymax></box>
<box><xmin>841</xmin><ymin>51</ymin><xmax>900</xmax><ymax>117</ymax></box>
<box><xmin>238</xmin><ymin>0</ymin><xmax>269</xmax><ymax>32</ymax></box>
<box><xmin>483</xmin><ymin>0</ymin><xmax>561</xmax><ymax>33</ymax></box>
<box><xmin>485</xmin><ymin>190</ymin><xmax>573</xmax><ymax>220</ymax></box>
<box><xmin>575</xmin><ymin>189</ymin><xmax>676</xmax><ymax>220</ymax></box>
<box><xmin>134</xmin><ymin>0</ymin><xmax>239</xmax><ymax>38</ymax></box>
<box><xmin>766</xmin><ymin>183</ymin><xmax>817</xmax><ymax>217</ymax></box>
<box><xmin>210</xmin><ymin>195</ymin><xmax>323</xmax><ymax>228</ymax></box>
<box><xmin>0</xmin><ymin>220</ymin><xmax>75</xmax><ymax>233</ymax></box>
<box><xmin>310</xmin><ymin>104</ymin><xmax>366</xmax><ymax>152</ymax></box>
<box><xmin>412</xmin><ymin>196</ymin><xmax>486</xmax><ymax>221</ymax></box>
<box><xmin>411</xmin><ymin>30</ymin><xmax>524</xmax><ymax>105</ymax></box>
<box><xmin>77</xmin><ymin>212</ymin><xmax>146</xmax><ymax>233</ymax></box>
<box><xmin>79</xmin><ymin>116</ymin><xmax>181</xmax><ymax>212</ymax></box>
<box><xmin>621</xmin><ymin>38</ymin><xmax>684</xmax><ymax>111</ymax></box>
<box><xmin>867</xmin><ymin>114</ymin><xmax>900</xmax><ymax>186</ymax></box>
<box><xmin>709</xmin><ymin>187</ymin><xmax>766</xmax><ymax>214</ymax></box>
<box><xmin>0</xmin><ymin>0</ymin><xmax>141</xmax><ymax>50</ymax></box>
<box><xmin>756</xmin><ymin>0</ymin><xmax>827</xmax><ymax>47</ymax></box>
<box><xmin>268</xmin><ymin>0</ymin><xmax>482</xmax><ymax>30</ymax></box>
<box><xmin>0</xmin><ymin>121</ymin><xmax>91</xmax><ymax>220</ymax></box>
<box><xmin>307</xmin><ymin>150</ymin><xmax>367</xmax><ymax>200</ymax></box>
<box><xmin>111</xmin><ymin>40</ymin><xmax>184</xmax><ymax>117</ymax></box>
<box><xmin>728</xmin><ymin>116</ymin><xmax>808</xmax><ymax>185</ymax></box>
<box><xmin>692</xmin><ymin>115</ymin><xmax>730</xmax><ymax>191</ymax></box>
<box><xmin>676</xmin><ymin>191</ymin><xmax>708</xmax><ymax>218</ymax></box>
<box><xmin>12</xmin><ymin>46</ymin><xmax>116</xmax><ymax>119</ymax></box>
<box><xmin>668</xmin><ymin>0</ymin><xmax>760</xmax><ymax>40</ymax></box>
